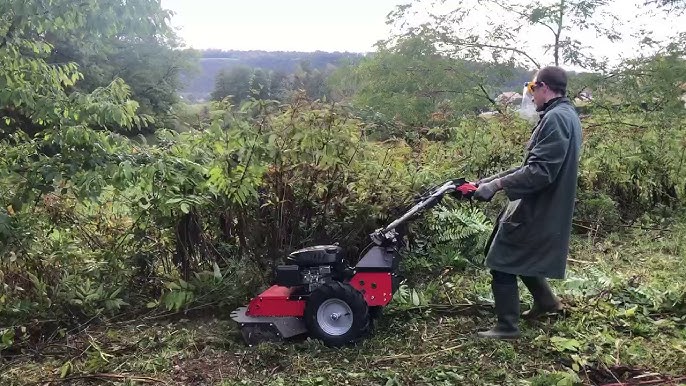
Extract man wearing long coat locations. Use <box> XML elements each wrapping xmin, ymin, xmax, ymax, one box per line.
<box><xmin>473</xmin><ymin>66</ymin><xmax>583</xmax><ymax>339</ymax></box>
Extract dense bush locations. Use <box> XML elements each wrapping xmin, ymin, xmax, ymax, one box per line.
<box><xmin>3</xmin><ymin>90</ymin><xmax>684</xmax><ymax>333</ymax></box>
<box><xmin>0</xmin><ymin>96</ymin><xmax>500</xmax><ymax>328</ymax></box>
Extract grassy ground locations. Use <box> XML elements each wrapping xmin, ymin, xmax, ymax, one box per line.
<box><xmin>2</xmin><ymin>225</ymin><xmax>685</xmax><ymax>386</ymax></box>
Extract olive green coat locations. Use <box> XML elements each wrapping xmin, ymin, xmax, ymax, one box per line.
<box><xmin>484</xmin><ymin>97</ymin><xmax>582</xmax><ymax>279</ymax></box>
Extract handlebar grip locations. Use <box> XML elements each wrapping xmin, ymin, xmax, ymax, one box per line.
<box><xmin>455</xmin><ymin>183</ymin><xmax>478</xmax><ymax>197</ymax></box>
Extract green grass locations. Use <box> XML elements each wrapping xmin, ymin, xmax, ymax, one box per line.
<box><xmin>1</xmin><ymin>225</ymin><xmax>685</xmax><ymax>386</ymax></box>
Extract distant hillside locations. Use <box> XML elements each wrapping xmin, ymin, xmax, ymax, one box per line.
<box><xmin>178</xmin><ymin>50</ymin><xmax>549</xmax><ymax>103</ymax></box>
<box><xmin>180</xmin><ymin>50</ymin><xmax>365</xmax><ymax>101</ymax></box>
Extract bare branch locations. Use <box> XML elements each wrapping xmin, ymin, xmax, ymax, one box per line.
<box><xmin>451</xmin><ymin>39</ymin><xmax>541</xmax><ymax>68</ymax></box>
<box><xmin>478</xmin><ymin>84</ymin><xmax>504</xmax><ymax>114</ymax></box>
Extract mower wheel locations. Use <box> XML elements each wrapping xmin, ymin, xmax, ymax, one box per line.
<box><xmin>304</xmin><ymin>282</ymin><xmax>369</xmax><ymax>347</ymax></box>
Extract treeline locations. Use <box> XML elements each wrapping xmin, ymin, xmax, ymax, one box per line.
<box><xmin>180</xmin><ymin>50</ymin><xmax>364</xmax><ymax>100</ymax></box>
<box><xmin>210</xmin><ymin>62</ymin><xmax>332</xmax><ymax>104</ymax></box>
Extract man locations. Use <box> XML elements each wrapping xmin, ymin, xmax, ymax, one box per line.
<box><xmin>472</xmin><ymin>66</ymin><xmax>582</xmax><ymax>339</ymax></box>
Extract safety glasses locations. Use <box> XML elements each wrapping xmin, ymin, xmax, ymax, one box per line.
<box><xmin>524</xmin><ymin>81</ymin><xmax>543</xmax><ymax>94</ymax></box>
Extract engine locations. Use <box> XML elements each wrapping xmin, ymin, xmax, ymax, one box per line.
<box><xmin>273</xmin><ymin>245</ymin><xmax>351</xmax><ymax>292</ymax></box>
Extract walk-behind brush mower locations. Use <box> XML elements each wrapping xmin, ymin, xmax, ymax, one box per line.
<box><xmin>231</xmin><ymin>178</ymin><xmax>477</xmax><ymax>347</ymax></box>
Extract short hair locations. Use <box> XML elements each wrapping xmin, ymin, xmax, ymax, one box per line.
<box><xmin>535</xmin><ymin>66</ymin><xmax>567</xmax><ymax>95</ymax></box>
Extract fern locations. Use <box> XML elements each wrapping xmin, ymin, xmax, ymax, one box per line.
<box><xmin>429</xmin><ymin>206</ymin><xmax>491</xmax><ymax>243</ymax></box>
<box><xmin>412</xmin><ymin>205</ymin><xmax>493</xmax><ymax>268</ymax></box>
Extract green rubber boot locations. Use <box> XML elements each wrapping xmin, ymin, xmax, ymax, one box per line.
<box><xmin>477</xmin><ymin>282</ymin><xmax>521</xmax><ymax>340</ymax></box>
<box><xmin>521</xmin><ymin>276</ymin><xmax>563</xmax><ymax>319</ymax></box>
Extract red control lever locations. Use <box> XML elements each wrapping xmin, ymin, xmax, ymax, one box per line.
<box><xmin>456</xmin><ymin>183</ymin><xmax>478</xmax><ymax>197</ymax></box>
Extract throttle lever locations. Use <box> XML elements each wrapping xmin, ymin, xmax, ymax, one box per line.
<box><xmin>455</xmin><ymin>182</ymin><xmax>478</xmax><ymax>198</ymax></box>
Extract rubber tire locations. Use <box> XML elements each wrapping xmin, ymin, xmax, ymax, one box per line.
<box><xmin>304</xmin><ymin>282</ymin><xmax>369</xmax><ymax>347</ymax></box>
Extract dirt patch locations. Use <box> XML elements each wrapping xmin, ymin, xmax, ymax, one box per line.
<box><xmin>171</xmin><ymin>352</ymin><xmax>240</xmax><ymax>385</ymax></box>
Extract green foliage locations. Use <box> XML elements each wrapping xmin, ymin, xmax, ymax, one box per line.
<box><xmin>44</xmin><ymin>0</ymin><xmax>194</xmax><ymax>131</ymax></box>
<box><xmin>573</xmin><ymin>191</ymin><xmax>621</xmax><ymax>232</ymax></box>
<box><xmin>3</xmin><ymin>227</ymin><xmax>686</xmax><ymax>386</ymax></box>
<box><xmin>212</xmin><ymin>66</ymin><xmax>255</xmax><ymax>103</ymax></box>
<box><xmin>211</xmin><ymin>61</ymin><xmax>332</xmax><ymax>105</ymax></box>
<box><xmin>0</xmin><ymin>328</ymin><xmax>15</xmax><ymax>350</ymax></box>
<box><xmin>161</xmin><ymin>278</ymin><xmax>196</xmax><ymax>312</ymax></box>
<box><xmin>528</xmin><ymin>370</ymin><xmax>582</xmax><ymax>386</ymax></box>
<box><xmin>386</xmin><ymin>0</ymin><xmax>621</xmax><ymax>70</ymax></box>
<box><xmin>410</xmin><ymin>205</ymin><xmax>492</xmax><ymax>271</ymax></box>
<box><xmin>392</xmin><ymin>284</ymin><xmax>429</xmax><ymax>307</ymax></box>
<box><xmin>59</xmin><ymin>278</ymin><xmax>128</xmax><ymax>316</ymax></box>
<box><xmin>430</xmin><ymin>206</ymin><xmax>491</xmax><ymax>243</ymax></box>
<box><xmin>2</xmin><ymin>3</ymin><xmax>686</xmax><ymax>379</ymax></box>
<box><xmin>329</xmin><ymin>33</ymin><xmax>522</xmax><ymax>135</ymax></box>
<box><xmin>0</xmin><ymin>0</ymin><xmax>190</xmax><ymax>140</ymax></box>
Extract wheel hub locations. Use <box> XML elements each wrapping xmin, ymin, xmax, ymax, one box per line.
<box><xmin>316</xmin><ymin>298</ymin><xmax>353</xmax><ymax>336</ymax></box>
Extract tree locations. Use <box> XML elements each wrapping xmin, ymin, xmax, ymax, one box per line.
<box><xmin>646</xmin><ymin>0</ymin><xmax>686</xmax><ymax>13</ymax></box>
<box><xmin>329</xmin><ymin>33</ymin><xmax>529</xmax><ymax>131</ymax></box>
<box><xmin>327</xmin><ymin>60</ymin><xmax>363</xmax><ymax>102</ymax></box>
<box><xmin>250</xmin><ymin>68</ymin><xmax>272</xmax><ymax>100</ymax></box>
<box><xmin>1</xmin><ymin>0</ymin><xmax>195</xmax><ymax>137</ymax></box>
<box><xmin>293</xmin><ymin>61</ymin><xmax>329</xmax><ymax>101</ymax></box>
<box><xmin>0</xmin><ymin>0</ymin><xmax>167</xmax><ymax>212</ymax></box>
<box><xmin>210</xmin><ymin>63</ymin><xmax>339</xmax><ymax>105</ymax></box>
<box><xmin>50</xmin><ymin>1</ymin><xmax>195</xmax><ymax>114</ymax></box>
<box><xmin>0</xmin><ymin>0</ymin><xmax>152</xmax><ymax>139</ymax></box>
<box><xmin>269</xmin><ymin>70</ymin><xmax>290</xmax><ymax>100</ymax></box>
<box><xmin>387</xmin><ymin>0</ymin><xmax>622</xmax><ymax>70</ymax></box>
<box><xmin>211</xmin><ymin>66</ymin><xmax>254</xmax><ymax>103</ymax></box>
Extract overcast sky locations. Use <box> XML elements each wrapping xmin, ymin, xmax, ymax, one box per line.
<box><xmin>160</xmin><ymin>0</ymin><xmax>405</xmax><ymax>52</ymax></box>
<box><xmin>160</xmin><ymin>0</ymin><xmax>684</xmax><ymax>66</ymax></box>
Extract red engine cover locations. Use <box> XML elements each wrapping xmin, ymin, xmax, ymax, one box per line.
<box><xmin>350</xmin><ymin>272</ymin><xmax>393</xmax><ymax>306</ymax></box>
<box><xmin>246</xmin><ymin>285</ymin><xmax>306</xmax><ymax>317</ymax></box>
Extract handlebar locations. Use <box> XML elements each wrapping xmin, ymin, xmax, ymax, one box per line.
<box><xmin>369</xmin><ymin>179</ymin><xmax>477</xmax><ymax>246</ymax></box>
